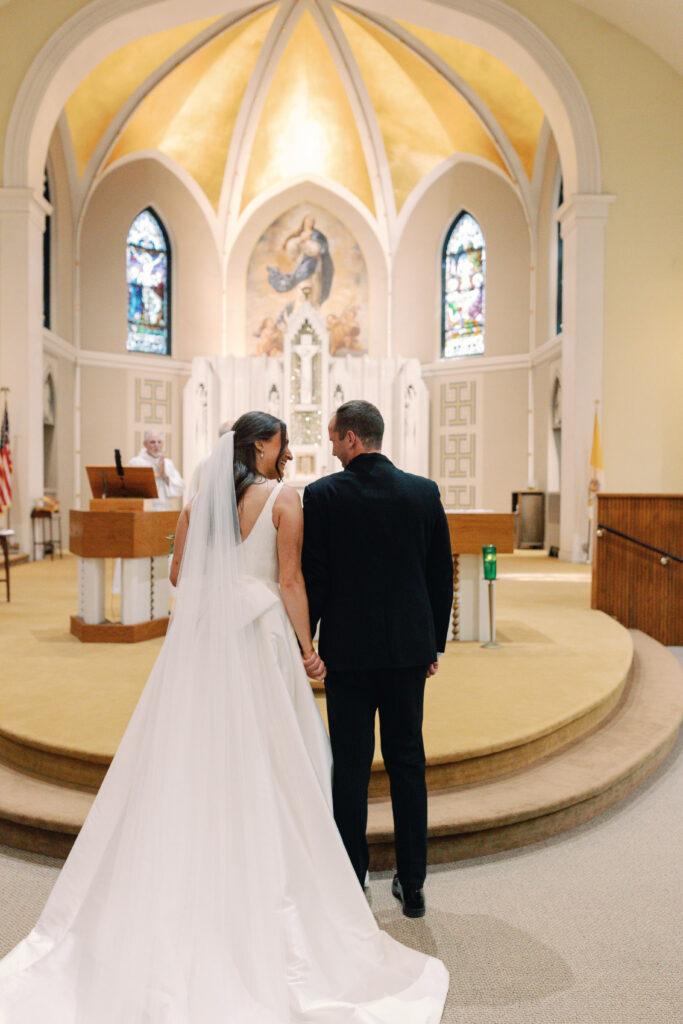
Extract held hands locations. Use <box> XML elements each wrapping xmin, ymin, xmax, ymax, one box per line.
<box><xmin>302</xmin><ymin>649</ymin><xmax>326</xmax><ymax>681</ymax></box>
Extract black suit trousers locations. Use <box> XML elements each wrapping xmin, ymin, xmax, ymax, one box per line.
<box><xmin>324</xmin><ymin>666</ymin><xmax>428</xmax><ymax>892</ymax></box>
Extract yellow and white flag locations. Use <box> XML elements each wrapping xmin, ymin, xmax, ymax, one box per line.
<box><xmin>588</xmin><ymin>407</ymin><xmax>604</xmax><ymax>518</ymax></box>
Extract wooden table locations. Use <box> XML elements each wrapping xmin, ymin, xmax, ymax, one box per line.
<box><xmin>69</xmin><ymin>505</ymin><xmax>178</xmax><ymax>642</ymax></box>
<box><xmin>446</xmin><ymin>512</ymin><xmax>514</xmax><ymax>641</ymax></box>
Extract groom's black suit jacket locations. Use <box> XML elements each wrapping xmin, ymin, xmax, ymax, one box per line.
<box><xmin>302</xmin><ymin>453</ymin><xmax>453</xmax><ymax>671</ymax></box>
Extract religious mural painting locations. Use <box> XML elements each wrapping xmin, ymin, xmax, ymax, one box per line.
<box><xmin>247</xmin><ymin>203</ymin><xmax>368</xmax><ymax>357</ymax></box>
<box><xmin>126</xmin><ymin>208</ymin><xmax>170</xmax><ymax>355</ymax></box>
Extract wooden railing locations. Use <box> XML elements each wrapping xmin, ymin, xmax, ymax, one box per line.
<box><xmin>592</xmin><ymin>494</ymin><xmax>682</xmax><ymax>646</ymax></box>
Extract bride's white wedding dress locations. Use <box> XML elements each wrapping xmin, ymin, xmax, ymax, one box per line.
<box><xmin>0</xmin><ymin>435</ymin><xmax>448</xmax><ymax>1022</ymax></box>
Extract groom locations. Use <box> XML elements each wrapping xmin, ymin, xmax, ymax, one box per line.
<box><xmin>302</xmin><ymin>400</ymin><xmax>453</xmax><ymax>917</ymax></box>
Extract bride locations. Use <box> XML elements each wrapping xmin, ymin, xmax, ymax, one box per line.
<box><xmin>0</xmin><ymin>412</ymin><xmax>448</xmax><ymax>1022</ymax></box>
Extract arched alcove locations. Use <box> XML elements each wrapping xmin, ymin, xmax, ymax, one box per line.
<box><xmin>225</xmin><ymin>178</ymin><xmax>388</xmax><ymax>358</ymax></box>
<box><xmin>79</xmin><ymin>156</ymin><xmax>221</xmax><ymax>361</ymax></box>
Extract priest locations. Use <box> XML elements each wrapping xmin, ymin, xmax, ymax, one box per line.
<box><xmin>129</xmin><ymin>431</ymin><xmax>184</xmax><ymax>510</ymax></box>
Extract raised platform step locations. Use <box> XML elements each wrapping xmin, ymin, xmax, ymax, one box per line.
<box><xmin>367</xmin><ymin>631</ymin><xmax>683</xmax><ymax>866</ymax></box>
<box><xmin>1</xmin><ymin>631</ymin><xmax>680</xmax><ymax>862</ymax></box>
<box><xmin>0</xmin><ymin>553</ymin><xmax>633</xmax><ymax>795</ymax></box>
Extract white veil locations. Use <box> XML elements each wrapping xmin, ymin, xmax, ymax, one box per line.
<box><xmin>0</xmin><ymin>431</ymin><xmax>449</xmax><ymax>1022</ymax></box>
<box><xmin>1</xmin><ymin>433</ymin><xmax>291</xmax><ymax>1020</ymax></box>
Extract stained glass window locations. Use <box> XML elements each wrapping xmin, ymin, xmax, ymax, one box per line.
<box><xmin>442</xmin><ymin>212</ymin><xmax>485</xmax><ymax>358</ymax></box>
<box><xmin>555</xmin><ymin>178</ymin><xmax>564</xmax><ymax>335</ymax></box>
<box><xmin>126</xmin><ymin>208</ymin><xmax>170</xmax><ymax>355</ymax></box>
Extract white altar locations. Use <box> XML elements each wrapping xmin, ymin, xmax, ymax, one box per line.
<box><xmin>183</xmin><ymin>303</ymin><xmax>429</xmax><ymax>493</ymax></box>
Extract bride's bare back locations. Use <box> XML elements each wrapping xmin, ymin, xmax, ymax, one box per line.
<box><xmin>238</xmin><ymin>480</ymin><xmax>281</xmax><ymax>541</ymax></box>
<box><xmin>169</xmin><ymin>478</ymin><xmax>323</xmax><ymax>676</ymax></box>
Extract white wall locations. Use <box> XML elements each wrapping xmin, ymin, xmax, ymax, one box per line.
<box><xmin>394</xmin><ymin>160</ymin><xmax>531</xmax><ymax>364</ymax></box>
<box><xmin>80</xmin><ymin>158</ymin><xmax>221</xmax><ymax>361</ymax></box>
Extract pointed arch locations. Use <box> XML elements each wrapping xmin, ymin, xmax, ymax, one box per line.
<box><xmin>126</xmin><ymin>206</ymin><xmax>171</xmax><ymax>355</ymax></box>
<box><xmin>441</xmin><ymin>211</ymin><xmax>486</xmax><ymax>358</ymax></box>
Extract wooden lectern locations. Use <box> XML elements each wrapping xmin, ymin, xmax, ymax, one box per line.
<box><xmin>70</xmin><ymin>466</ymin><xmax>177</xmax><ymax>642</ymax></box>
<box><xmin>446</xmin><ymin>512</ymin><xmax>514</xmax><ymax>641</ymax></box>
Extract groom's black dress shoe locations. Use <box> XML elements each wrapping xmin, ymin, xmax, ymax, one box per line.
<box><xmin>391</xmin><ymin>874</ymin><xmax>426</xmax><ymax>918</ymax></box>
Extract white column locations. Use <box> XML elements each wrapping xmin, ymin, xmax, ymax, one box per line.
<box><xmin>0</xmin><ymin>188</ymin><xmax>51</xmax><ymax>555</ymax></box>
<box><xmin>120</xmin><ymin>557</ymin><xmax>152</xmax><ymax>625</ymax></box>
<box><xmin>557</xmin><ymin>194</ymin><xmax>615</xmax><ymax>562</ymax></box>
<box><xmin>78</xmin><ymin>557</ymin><xmax>106</xmax><ymax>624</ymax></box>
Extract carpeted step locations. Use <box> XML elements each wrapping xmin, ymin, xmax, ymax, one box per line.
<box><xmin>0</xmin><ymin>631</ymin><xmax>680</xmax><ymax>861</ymax></box>
<box><xmin>368</xmin><ymin>631</ymin><xmax>683</xmax><ymax>866</ymax></box>
<box><xmin>0</xmin><ymin>760</ymin><xmax>90</xmax><ymax>857</ymax></box>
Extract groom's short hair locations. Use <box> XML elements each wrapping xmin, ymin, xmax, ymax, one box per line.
<box><xmin>334</xmin><ymin>401</ymin><xmax>384</xmax><ymax>449</ymax></box>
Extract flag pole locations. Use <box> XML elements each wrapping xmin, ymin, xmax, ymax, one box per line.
<box><xmin>587</xmin><ymin>399</ymin><xmax>603</xmax><ymax>563</ymax></box>
<box><xmin>0</xmin><ymin>387</ymin><xmax>10</xmax><ymax>531</ymax></box>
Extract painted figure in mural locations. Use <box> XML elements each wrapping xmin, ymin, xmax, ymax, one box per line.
<box><xmin>254</xmin><ymin>316</ymin><xmax>284</xmax><ymax>356</ymax></box>
<box><xmin>267</xmin><ymin>215</ymin><xmax>334</xmax><ymax>322</ymax></box>
<box><xmin>327</xmin><ymin>307</ymin><xmax>363</xmax><ymax>356</ymax></box>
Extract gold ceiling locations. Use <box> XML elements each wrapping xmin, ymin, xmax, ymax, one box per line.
<box><xmin>242</xmin><ymin>11</ymin><xmax>374</xmax><ymax>214</ymax></box>
<box><xmin>335</xmin><ymin>8</ymin><xmax>508</xmax><ymax>211</ymax></box>
<box><xmin>64</xmin><ymin>2</ymin><xmax>548</xmax><ymax>218</ymax></box>
<box><xmin>399</xmin><ymin>21</ymin><xmax>545</xmax><ymax>181</ymax></box>
<box><xmin>65</xmin><ymin>16</ymin><xmax>220</xmax><ymax>178</ymax></box>
<box><xmin>106</xmin><ymin>9</ymin><xmax>277</xmax><ymax>210</ymax></box>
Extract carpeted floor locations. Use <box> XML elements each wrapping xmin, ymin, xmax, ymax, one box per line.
<box><xmin>0</xmin><ymin>552</ymin><xmax>631</xmax><ymax>770</ymax></box>
<box><xmin>0</xmin><ymin>728</ymin><xmax>681</xmax><ymax>1022</ymax></box>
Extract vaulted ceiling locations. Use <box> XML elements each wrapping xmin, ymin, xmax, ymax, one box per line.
<box><xmin>62</xmin><ymin>1</ymin><xmax>546</xmax><ymax>230</ymax></box>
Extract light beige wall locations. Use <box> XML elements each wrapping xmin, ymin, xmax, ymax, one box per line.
<box><xmin>46</xmin><ymin>125</ymin><xmax>74</xmax><ymax>343</ymax></box>
<box><xmin>80</xmin><ymin>158</ymin><xmax>221</xmax><ymax>360</ymax></box>
<box><xmin>427</xmin><ymin>367</ymin><xmax>528</xmax><ymax>514</ymax></box>
<box><xmin>52</xmin><ymin>352</ymin><xmax>75</xmax><ymax>513</ymax></box>
<box><xmin>532</xmin><ymin>358</ymin><xmax>553</xmax><ymax>494</ymax></box>
<box><xmin>394</xmin><ymin>160</ymin><xmax>531</xmax><ymax>364</ymax></box>
<box><xmin>502</xmin><ymin>0</ymin><xmax>683</xmax><ymax>491</ymax></box>
<box><xmin>79</xmin><ymin>363</ymin><xmax>188</xmax><ymax>505</ymax></box>
<box><xmin>535</xmin><ymin>134</ymin><xmax>560</xmax><ymax>349</ymax></box>
<box><xmin>481</xmin><ymin>369</ymin><xmax>529</xmax><ymax>511</ymax></box>
<box><xmin>79</xmin><ymin>365</ymin><xmax>128</xmax><ymax>504</ymax></box>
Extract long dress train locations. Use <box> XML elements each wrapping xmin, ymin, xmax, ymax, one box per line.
<box><xmin>0</xmin><ymin>436</ymin><xmax>448</xmax><ymax>1022</ymax></box>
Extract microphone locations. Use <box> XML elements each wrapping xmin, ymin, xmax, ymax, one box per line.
<box><xmin>114</xmin><ymin>449</ymin><xmax>124</xmax><ymax>478</ymax></box>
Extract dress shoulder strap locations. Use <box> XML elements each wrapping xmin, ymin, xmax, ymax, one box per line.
<box><xmin>263</xmin><ymin>479</ymin><xmax>284</xmax><ymax>514</ymax></box>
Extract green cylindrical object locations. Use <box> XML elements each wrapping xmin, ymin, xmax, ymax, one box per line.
<box><xmin>482</xmin><ymin>544</ymin><xmax>497</xmax><ymax>580</ymax></box>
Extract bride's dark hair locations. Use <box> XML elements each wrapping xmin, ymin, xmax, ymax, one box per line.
<box><xmin>232</xmin><ymin>411</ymin><xmax>287</xmax><ymax>507</ymax></box>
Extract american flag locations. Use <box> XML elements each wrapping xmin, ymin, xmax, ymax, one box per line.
<box><xmin>0</xmin><ymin>401</ymin><xmax>12</xmax><ymax>515</ymax></box>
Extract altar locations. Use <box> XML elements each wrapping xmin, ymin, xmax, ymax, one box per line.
<box><xmin>446</xmin><ymin>512</ymin><xmax>514</xmax><ymax>641</ymax></box>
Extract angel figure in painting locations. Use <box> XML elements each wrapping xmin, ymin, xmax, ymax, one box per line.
<box><xmin>254</xmin><ymin>317</ymin><xmax>284</xmax><ymax>357</ymax></box>
<box><xmin>327</xmin><ymin>307</ymin><xmax>363</xmax><ymax>356</ymax></box>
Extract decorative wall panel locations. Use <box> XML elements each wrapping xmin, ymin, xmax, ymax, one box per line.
<box><xmin>436</xmin><ymin>378</ymin><xmax>481</xmax><ymax>508</ymax></box>
<box><xmin>131</xmin><ymin>376</ymin><xmax>173</xmax><ymax>457</ymax></box>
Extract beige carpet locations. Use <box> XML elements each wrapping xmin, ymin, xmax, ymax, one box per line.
<box><xmin>0</xmin><ymin>553</ymin><xmax>632</xmax><ymax>771</ymax></box>
<box><xmin>1</xmin><ymin>729</ymin><xmax>681</xmax><ymax>1023</ymax></box>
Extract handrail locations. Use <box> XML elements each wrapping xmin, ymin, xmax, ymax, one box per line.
<box><xmin>596</xmin><ymin>523</ymin><xmax>682</xmax><ymax>564</ymax></box>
